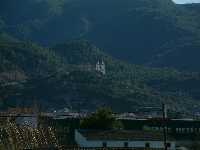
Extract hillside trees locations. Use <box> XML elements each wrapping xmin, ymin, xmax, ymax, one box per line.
<box><xmin>80</xmin><ymin>107</ymin><xmax>123</xmax><ymax>130</ymax></box>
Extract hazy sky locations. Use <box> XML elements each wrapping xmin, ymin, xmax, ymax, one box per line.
<box><xmin>173</xmin><ymin>0</ymin><xmax>200</xmax><ymax>4</ymax></box>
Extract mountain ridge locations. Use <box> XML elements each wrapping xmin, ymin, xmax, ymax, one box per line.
<box><xmin>1</xmin><ymin>0</ymin><xmax>200</xmax><ymax>71</ymax></box>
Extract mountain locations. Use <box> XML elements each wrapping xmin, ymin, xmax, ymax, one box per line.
<box><xmin>1</xmin><ymin>0</ymin><xmax>200</xmax><ymax>114</ymax></box>
<box><xmin>0</xmin><ymin>36</ymin><xmax>65</xmax><ymax>108</ymax></box>
<box><xmin>1</xmin><ymin>0</ymin><xmax>200</xmax><ymax>71</ymax></box>
<box><xmin>1</xmin><ymin>39</ymin><xmax>200</xmax><ymax>114</ymax></box>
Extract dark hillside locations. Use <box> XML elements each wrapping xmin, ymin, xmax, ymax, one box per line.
<box><xmin>1</xmin><ymin>40</ymin><xmax>200</xmax><ymax>113</ymax></box>
<box><xmin>1</xmin><ymin>0</ymin><xmax>200</xmax><ymax>70</ymax></box>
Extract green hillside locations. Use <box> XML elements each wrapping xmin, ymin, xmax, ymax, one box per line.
<box><xmin>1</xmin><ymin>40</ymin><xmax>200</xmax><ymax>113</ymax></box>
<box><xmin>1</xmin><ymin>0</ymin><xmax>200</xmax><ymax>70</ymax></box>
<box><xmin>0</xmin><ymin>41</ymin><xmax>63</xmax><ymax>82</ymax></box>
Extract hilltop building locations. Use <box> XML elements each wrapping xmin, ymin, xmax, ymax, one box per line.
<box><xmin>96</xmin><ymin>60</ymin><xmax>106</xmax><ymax>75</ymax></box>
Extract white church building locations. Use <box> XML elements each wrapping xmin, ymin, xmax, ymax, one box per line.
<box><xmin>75</xmin><ymin>130</ymin><xmax>176</xmax><ymax>150</ymax></box>
<box><xmin>96</xmin><ymin>60</ymin><xmax>106</xmax><ymax>75</ymax></box>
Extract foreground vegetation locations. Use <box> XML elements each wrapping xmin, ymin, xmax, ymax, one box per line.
<box><xmin>0</xmin><ymin>120</ymin><xmax>58</xmax><ymax>150</ymax></box>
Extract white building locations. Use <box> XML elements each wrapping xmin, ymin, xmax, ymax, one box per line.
<box><xmin>96</xmin><ymin>60</ymin><xmax>106</xmax><ymax>75</ymax></box>
<box><xmin>75</xmin><ymin>130</ymin><xmax>176</xmax><ymax>150</ymax></box>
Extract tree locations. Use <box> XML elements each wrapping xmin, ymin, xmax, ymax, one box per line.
<box><xmin>80</xmin><ymin>107</ymin><xmax>123</xmax><ymax>130</ymax></box>
<box><xmin>190</xmin><ymin>141</ymin><xmax>200</xmax><ymax>150</ymax></box>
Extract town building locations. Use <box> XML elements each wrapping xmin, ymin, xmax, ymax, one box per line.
<box><xmin>75</xmin><ymin>130</ymin><xmax>176</xmax><ymax>149</ymax></box>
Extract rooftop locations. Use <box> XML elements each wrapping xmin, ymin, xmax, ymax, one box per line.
<box><xmin>78</xmin><ymin>130</ymin><xmax>174</xmax><ymax>141</ymax></box>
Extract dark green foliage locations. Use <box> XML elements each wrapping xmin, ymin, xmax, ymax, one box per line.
<box><xmin>80</xmin><ymin>107</ymin><xmax>123</xmax><ymax>130</ymax></box>
<box><xmin>0</xmin><ymin>17</ymin><xmax>5</xmax><ymax>31</ymax></box>
<box><xmin>0</xmin><ymin>41</ymin><xmax>63</xmax><ymax>78</ymax></box>
<box><xmin>190</xmin><ymin>141</ymin><xmax>200</xmax><ymax>150</ymax></box>
<box><xmin>53</xmin><ymin>40</ymin><xmax>107</xmax><ymax>65</ymax></box>
<box><xmin>1</xmin><ymin>0</ymin><xmax>200</xmax><ymax>113</ymax></box>
<box><xmin>1</xmin><ymin>40</ymin><xmax>200</xmax><ymax>113</ymax></box>
<box><xmin>1</xmin><ymin>0</ymin><xmax>200</xmax><ymax>70</ymax></box>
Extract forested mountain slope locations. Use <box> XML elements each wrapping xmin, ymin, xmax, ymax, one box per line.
<box><xmin>1</xmin><ymin>40</ymin><xmax>200</xmax><ymax>113</ymax></box>
<box><xmin>1</xmin><ymin>0</ymin><xmax>200</xmax><ymax>70</ymax></box>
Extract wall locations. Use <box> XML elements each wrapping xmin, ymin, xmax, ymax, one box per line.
<box><xmin>75</xmin><ymin>130</ymin><xmax>176</xmax><ymax>150</ymax></box>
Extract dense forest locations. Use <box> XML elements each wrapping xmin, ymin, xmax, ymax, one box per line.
<box><xmin>0</xmin><ymin>37</ymin><xmax>200</xmax><ymax>113</ymax></box>
<box><xmin>1</xmin><ymin>0</ymin><xmax>200</xmax><ymax>113</ymax></box>
<box><xmin>1</xmin><ymin>0</ymin><xmax>200</xmax><ymax>70</ymax></box>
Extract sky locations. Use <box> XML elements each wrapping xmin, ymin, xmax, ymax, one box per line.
<box><xmin>173</xmin><ymin>0</ymin><xmax>200</xmax><ymax>4</ymax></box>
